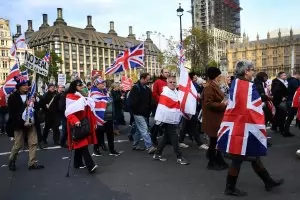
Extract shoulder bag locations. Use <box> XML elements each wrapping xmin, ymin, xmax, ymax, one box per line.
<box><xmin>71</xmin><ymin>109</ymin><xmax>91</xmax><ymax>141</ymax></box>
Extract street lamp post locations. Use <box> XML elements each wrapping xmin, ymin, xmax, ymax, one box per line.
<box><xmin>177</xmin><ymin>3</ymin><xmax>184</xmax><ymax>43</ymax></box>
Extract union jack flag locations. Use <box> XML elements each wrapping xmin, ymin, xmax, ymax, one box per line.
<box><xmin>217</xmin><ymin>79</ymin><xmax>267</xmax><ymax>157</ymax></box>
<box><xmin>105</xmin><ymin>43</ymin><xmax>144</xmax><ymax>75</ymax></box>
<box><xmin>89</xmin><ymin>87</ymin><xmax>111</xmax><ymax>126</ymax></box>
<box><xmin>2</xmin><ymin>63</ymin><xmax>21</xmax><ymax>95</ymax></box>
<box><xmin>43</xmin><ymin>52</ymin><xmax>51</xmax><ymax>63</ymax></box>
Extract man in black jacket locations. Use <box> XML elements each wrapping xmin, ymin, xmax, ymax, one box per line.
<box><xmin>57</xmin><ymin>85</ymin><xmax>67</xmax><ymax>147</ymax></box>
<box><xmin>41</xmin><ymin>83</ymin><xmax>61</xmax><ymax>145</ymax></box>
<box><xmin>8</xmin><ymin>75</ymin><xmax>44</xmax><ymax>171</ymax></box>
<box><xmin>271</xmin><ymin>72</ymin><xmax>289</xmax><ymax>136</ymax></box>
<box><xmin>128</xmin><ymin>73</ymin><xmax>156</xmax><ymax>153</ymax></box>
<box><xmin>284</xmin><ymin>72</ymin><xmax>300</xmax><ymax>136</ymax></box>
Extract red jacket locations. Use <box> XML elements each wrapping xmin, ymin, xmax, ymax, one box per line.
<box><xmin>152</xmin><ymin>77</ymin><xmax>167</xmax><ymax>103</ymax></box>
<box><xmin>292</xmin><ymin>87</ymin><xmax>300</xmax><ymax>108</ymax></box>
<box><xmin>0</xmin><ymin>89</ymin><xmax>7</xmax><ymax>107</ymax></box>
<box><xmin>66</xmin><ymin>93</ymin><xmax>97</xmax><ymax>150</ymax></box>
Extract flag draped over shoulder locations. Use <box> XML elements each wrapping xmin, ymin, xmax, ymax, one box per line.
<box><xmin>89</xmin><ymin>86</ymin><xmax>110</xmax><ymax>126</ymax></box>
<box><xmin>155</xmin><ymin>86</ymin><xmax>182</xmax><ymax>124</ymax></box>
<box><xmin>217</xmin><ymin>79</ymin><xmax>267</xmax><ymax>157</ymax></box>
<box><xmin>65</xmin><ymin>92</ymin><xmax>87</xmax><ymax>117</ymax></box>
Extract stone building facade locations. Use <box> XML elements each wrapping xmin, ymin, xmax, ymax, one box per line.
<box><xmin>0</xmin><ymin>19</ymin><xmax>32</xmax><ymax>84</ymax></box>
<box><xmin>25</xmin><ymin>8</ymin><xmax>161</xmax><ymax>79</ymax></box>
<box><xmin>227</xmin><ymin>29</ymin><xmax>300</xmax><ymax>77</ymax></box>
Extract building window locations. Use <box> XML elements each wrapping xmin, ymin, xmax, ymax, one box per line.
<box><xmin>1</xmin><ymin>50</ymin><xmax>5</xmax><ymax>56</ymax></box>
<box><xmin>1</xmin><ymin>40</ymin><xmax>4</xmax><ymax>45</ymax></box>
<box><xmin>284</xmin><ymin>56</ymin><xmax>290</xmax><ymax>64</ymax></box>
<box><xmin>3</xmin><ymin>61</ymin><xmax>7</xmax><ymax>69</ymax></box>
<box><xmin>262</xmin><ymin>58</ymin><xmax>267</xmax><ymax>66</ymax></box>
<box><xmin>0</xmin><ymin>25</ymin><xmax>3</xmax><ymax>28</ymax></box>
<box><xmin>273</xmin><ymin>57</ymin><xmax>277</xmax><ymax>66</ymax></box>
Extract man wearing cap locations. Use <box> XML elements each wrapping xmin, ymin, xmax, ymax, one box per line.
<box><xmin>8</xmin><ymin>75</ymin><xmax>44</xmax><ymax>171</ymax></box>
<box><xmin>41</xmin><ymin>83</ymin><xmax>61</xmax><ymax>145</ymax></box>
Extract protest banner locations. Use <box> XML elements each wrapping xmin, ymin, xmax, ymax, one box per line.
<box><xmin>58</xmin><ymin>74</ymin><xmax>66</xmax><ymax>86</ymax></box>
<box><xmin>121</xmin><ymin>75</ymin><xmax>133</xmax><ymax>91</ymax></box>
<box><xmin>24</xmin><ymin>51</ymin><xmax>49</xmax><ymax>76</ymax></box>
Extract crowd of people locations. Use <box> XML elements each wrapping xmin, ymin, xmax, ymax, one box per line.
<box><xmin>3</xmin><ymin>58</ymin><xmax>300</xmax><ymax>196</ymax></box>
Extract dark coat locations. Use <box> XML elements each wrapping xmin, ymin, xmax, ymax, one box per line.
<box><xmin>40</xmin><ymin>91</ymin><xmax>61</xmax><ymax>125</ymax></box>
<box><xmin>287</xmin><ymin>77</ymin><xmax>300</xmax><ymax>103</ymax></box>
<box><xmin>271</xmin><ymin>78</ymin><xmax>288</xmax><ymax>106</ymax></box>
<box><xmin>201</xmin><ymin>80</ymin><xmax>226</xmax><ymax>137</ymax></box>
<box><xmin>129</xmin><ymin>81</ymin><xmax>152</xmax><ymax>117</ymax></box>
<box><xmin>7</xmin><ymin>91</ymin><xmax>27</xmax><ymax>131</ymax></box>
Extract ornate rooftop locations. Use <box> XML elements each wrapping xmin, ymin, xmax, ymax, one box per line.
<box><xmin>25</xmin><ymin>8</ymin><xmax>160</xmax><ymax>55</ymax></box>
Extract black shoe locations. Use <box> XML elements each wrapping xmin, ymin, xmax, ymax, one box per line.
<box><xmin>74</xmin><ymin>165</ymin><xmax>86</xmax><ymax>169</ymax></box>
<box><xmin>153</xmin><ymin>154</ymin><xmax>167</xmax><ymax>161</ymax></box>
<box><xmin>225</xmin><ymin>188</ymin><xmax>248</xmax><ymax>196</ymax></box>
<box><xmin>28</xmin><ymin>163</ymin><xmax>44</xmax><ymax>170</ymax></box>
<box><xmin>8</xmin><ymin>160</ymin><xmax>16</xmax><ymax>171</ymax></box>
<box><xmin>282</xmin><ymin>132</ymin><xmax>294</xmax><ymax>137</ymax></box>
<box><xmin>92</xmin><ymin>149</ymin><xmax>102</xmax><ymax>157</ymax></box>
<box><xmin>100</xmin><ymin>144</ymin><xmax>108</xmax><ymax>151</ymax></box>
<box><xmin>176</xmin><ymin>157</ymin><xmax>189</xmax><ymax>165</ymax></box>
<box><xmin>255</xmin><ymin>169</ymin><xmax>284</xmax><ymax>191</ymax></box>
<box><xmin>265</xmin><ymin>179</ymin><xmax>284</xmax><ymax>191</ymax></box>
<box><xmin>128</xmin><ymin>135</ymin><xmax>133</xmax><ymax>142</ymax></box>
<box><xmin>89</xmin><ymin>165</ymin><xmax>98</xmax><ymax>174</ymax></box>
<box><xmin>132</xmin><ymin>146</ymin><xmax>145</xmax><ymax>151</ymax></box>
<box><xmin>207</xmin><ymin>162</ymin><xmax>225</xmax><ymax>170</ymax></box>
<box><xmin>109</xmin><ymin>150</ymin><xmax>121</xmax><ymax>157</ymax></box>
<box><xmin>225</xmin><ymin>175</ymin><xmax>248</xmax><ymax>196</ymax></box>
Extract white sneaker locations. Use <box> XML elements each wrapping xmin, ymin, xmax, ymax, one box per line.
<box><xmin>199</xmin><ymin>144</ymin><xmax>209</xmax><ymax>150</ymax></box>
<box><xmin>179</xmin><ymin>143</ymin><xmax>189</xmax><ymax>148</ymax></box>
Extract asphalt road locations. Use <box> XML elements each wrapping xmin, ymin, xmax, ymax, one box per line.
<box><xmin>0</xmin><ymin>115</ymin><xmax>300</xmax><ymax>200</ymax></box>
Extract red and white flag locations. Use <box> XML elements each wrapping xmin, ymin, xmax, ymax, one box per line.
<box><xmin>155</xmin><ymin>86</ymin><xmax>182</xmax><ymax>124</ymax></box>
<box><xmin>10</xmin><ymin>35</ymin><xmax>27</xmax><ymax>57</ymax></box>
<box><xmin>121</xmin><ymin>75</ymin><xmax>133</xmax><ymax>91</ymax></box>
<box><xmin>177</xmin><ymin>43</ymin><xmax>197</xmax><ymax>118</ymax></box>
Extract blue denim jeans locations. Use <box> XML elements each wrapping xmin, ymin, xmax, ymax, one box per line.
<box><xmin>129</xmin><ymin>122</ymin><xmax>136</xmax><ymax>137</ymax></box>
<box><xmin>133</xmin><ymin>115</ymin><xmax>152</xmax><ymax>149</ymax></box>
<box><xmin>60</xmin><ymin>117</ymin><xmax>67</xmax><ymax>145</ymax></box>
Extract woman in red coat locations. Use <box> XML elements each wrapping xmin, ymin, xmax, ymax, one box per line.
<box><xmin>65</xmin><ymin>79</ymin><xmax>98</xmax><ymax>173</ymax></box>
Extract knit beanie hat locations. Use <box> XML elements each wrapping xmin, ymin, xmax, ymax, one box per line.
<box><xmin>206</xmin><ymin>67</ymin><xmax>221</xmax><ymax>80</ymax></box>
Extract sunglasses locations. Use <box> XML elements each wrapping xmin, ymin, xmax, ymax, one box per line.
<box><xmin>77</xmin><ymin>84</ymin><xmax>83</xmax><ymax>87</ymax></box>
<box><xmin>168</xmin><ymin>81</ymin><xmax>176</xmax><ymax>84</ymax></box>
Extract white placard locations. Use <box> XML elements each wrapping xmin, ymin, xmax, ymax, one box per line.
<box><xmin>58</xmin><ymin>74</ymin><xmax>66</xmax><ymax>86</ymax></box>
<box><xmin>24</xmin><ymin>51</ymin><xmax>49</xmax><ymax>76</ymax></box>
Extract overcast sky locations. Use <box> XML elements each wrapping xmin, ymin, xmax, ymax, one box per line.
<box><xmin>1</xmin><ymin>0</ymin><xmax>300</xmax><ymax>48</ymax></box>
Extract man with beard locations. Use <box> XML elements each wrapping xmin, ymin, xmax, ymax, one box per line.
<box><xmin>41</xmin><ymin>83</ymin><xmax>61</xmax><ymax>145</ymax></box>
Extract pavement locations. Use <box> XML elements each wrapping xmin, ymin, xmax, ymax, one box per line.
<box><xmin>0</xmin><ymin>114</ymin><xmax>300</xmax><ymax>200</ymax></box>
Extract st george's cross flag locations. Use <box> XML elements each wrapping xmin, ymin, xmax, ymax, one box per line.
<box><xmin>177</xmin><ymin>42</ymin><xmax>197</xmax><ymax>118</ymax></box>
<box><xmin>105</xmin><ymin>43</ymin><xmax>144</xmax><ymax>75</ymax></box>
<box><xmin>155</xmin><ymin>86</ymin><xmax>182</xmax><ymax>124</ymax></box>
<box><xmin>10</xmin><ymin>35</ymin><xmax>27</xmax><ymax>57</ymax></box>
<box><xmin>89</xmin><ymin>87</ymin><xmax>110</xmax><ymax>126</ymax></box>
<box><xmin>217</xmin><ymin>79</ymin><xmax>267</xmax><ymax>157</ymax></box>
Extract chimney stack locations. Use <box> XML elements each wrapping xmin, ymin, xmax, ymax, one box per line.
<box><xmin>85</xmin><ymin>15</ymin><xmax>96</xmax><ymax>31</ymax></box>
<box><xmin>128</xmin><ymin>26</ymin><xmax>136</xmax><ymax>39</ymax></box>
<box><xmin>39</xmin><ymin>14</ymin><xmax>50</xmax><ymax>30</ymax></box>
<box><xmin>16</xmin><ymin>24</ymin><xmax>21</xmax><ymax>37</ymax></box>
<box><xmin>57</xmin><ymin>8</ymin><xmax>63</xmax><ymax>19</ymax></box>
<box><xmin>54</xmin><ymin>8</ymin><xmax>67</xmax><ymax>26</ymax></box>
<box><xmin>145</xmin><ymin>31</ymin><xmax>153</xmax><ymax>43</ymax></box>
<box><xmin>25</xmin><ymin>20</ymin><xmax>34</xmax><ymax>42</ymax></box>
<box><xmin>27</xmin><ymin>20</ymin><xmax>33</xmax><ymax>32</ymax></box>
<box><xmin>108</xmin><ymin>21</ymin><xmax>117</xmax><ymax>36</ymax></box>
